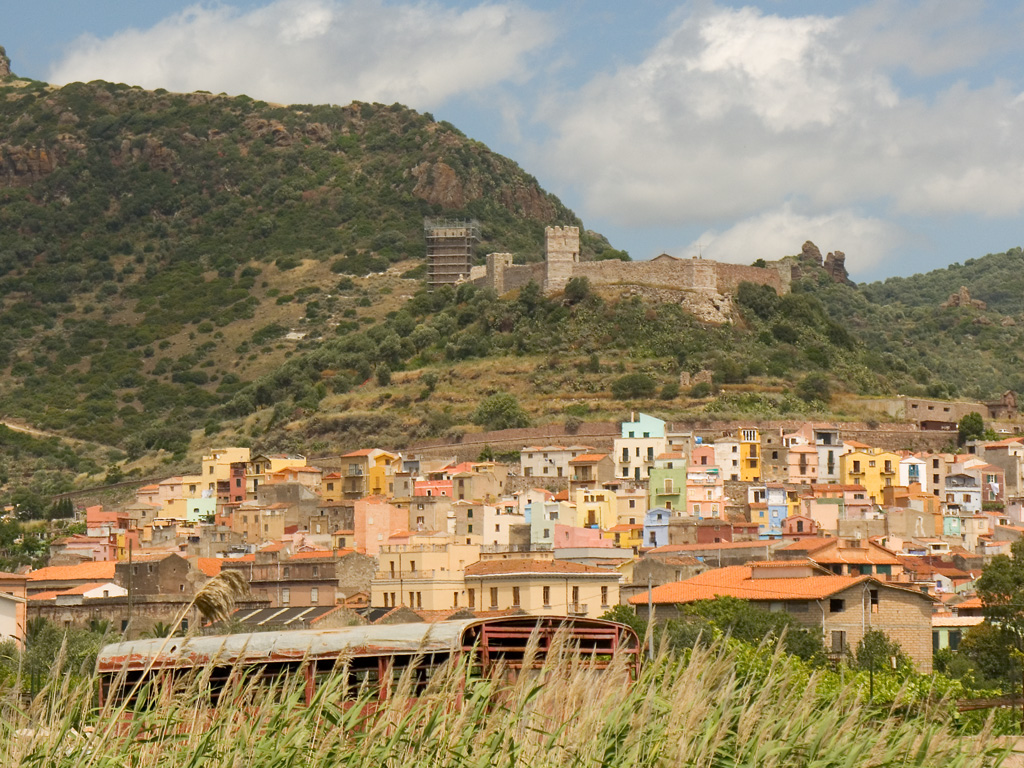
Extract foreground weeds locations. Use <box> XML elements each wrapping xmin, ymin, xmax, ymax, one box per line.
<box><xmin>0</xmin><ymin>639</ymin><xmax>1008</xmax><ymax>768</ymax></box>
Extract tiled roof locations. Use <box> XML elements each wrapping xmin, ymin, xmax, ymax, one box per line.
<box><xmin>953</xmin><ymin>596</ymin><xmax>983</xmax><ymax>610</ymax></box>
<box><xmin>606</xmin><ymin>524</ymin><xmax>643</xmax><ymax>532</ymax></box>
<box><xmin>194</xmin><ymin>558</ymin><xmax>223</xmax><ymax>577</ymax></box>
<box><xmin>57</xmin><ymin>581</ymin><xmax>117</xmax><ymax>596</ymax></box>
<box><xmin>342</xmin><ymin>448</ymin><xmax>376</xmax><ymax>457</ymax></box>
<box><xmin>779</xmin><ymin>537</ymin><xmax>838</xmax><ymax>552</ymax></box>
<box><xmin>649</xmin><ymin>541</ymin><xmax>779</xmax><ymax>553</ymax></box>
<box><xmin>568</xmin><ymin>453</ymin><xmax>608</xmax><ymax>464</ymax></box>
<box><xmin>27</xmin><ymin>561</ymin><xmax>116</xmax><ymax>582</ymax></box>
<box><xmin>465</xmin><ymin>559</ymin><xmax>613</xmax><ymax>577</ymax></box>
<box><xmin>628</xmin><ymin>565</ymin><xmax>932</xmax><ymax>605</ymax></box>
<box><xmin>288</xmin><ymin>549</ymin><xmax>354</xmax><ymax>560</ymax></box>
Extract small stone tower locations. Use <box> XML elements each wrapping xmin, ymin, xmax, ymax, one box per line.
<box><xmin>544</xmin><ymin>225</ymin><xmax>580</xmax><ymax>293</ymax></box>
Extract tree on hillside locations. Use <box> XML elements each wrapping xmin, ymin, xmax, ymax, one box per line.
<box><xmin>611</xmin><ymin>373</ymin><xmax>657</xmax><ymax>400</ymax></box>
<box><xmin>471</xmin><ymin>393</ymin><xmax>530</xmax><ymax>431</ymax></box>
<box><xmin>958</xmin><ymin>412</ymin><xmax>985</xmax><ymax>445</ymax></box>
<box><xmin>795</xmin><ymin>372</ymin><xmax>832</xmax><ymax>405</ymax></box>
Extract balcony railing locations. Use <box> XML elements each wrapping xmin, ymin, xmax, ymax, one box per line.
<box><xmin>374</xmin><ymin>569</ymin><xmax>442</xmax><ymax>580</ymax></box>
<box><xmin>568</xmin><ymin>603</ymin><xmax>588</xmax><ymax>616</ymax></box>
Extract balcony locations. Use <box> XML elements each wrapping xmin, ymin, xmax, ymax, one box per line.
<box><xmin>568</xmin><ymin>603</ymin><xmax>588</xmax><ymax>616</ymax></box>
<box><xmin>374</xmin><ymin>569</ymin><xmax>440</xmax><ymax>580</ymax></box>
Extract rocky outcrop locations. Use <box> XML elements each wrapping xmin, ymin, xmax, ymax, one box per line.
<box><xmin>941</xmin><ymin>286</ymin><xmax>987</xmax><ymax>310</ymax></box>
<box><xmin>0</xmin><ymin>144</ymin><xmax>58</xmax><ymax>184</ymax></box>
<box><xmin>800</xmin><ymin>240</ymin><xmax>823</xmax><ymax>267</ymax></box>
<box><xmin>411</xmin><ymin>161</ymin><xmax>471</xmax><ymax>209</ymax></box>
<box><xmin>0</xmin><ymin>46</ymin><xmax>11</xmax><ymax>78</ymax></box>
<box><xmin>823</xmin><ymin>250</ymin><xmax>853</xmax><ymax>285</ymax></box>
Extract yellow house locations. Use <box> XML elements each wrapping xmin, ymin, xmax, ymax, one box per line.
<box><xmin>340</xmin><ymin>449</ymin><xmax>399</xmax><ymax>499</ymax></box>
<box><xmin>201</xmin><ymin>447</ymin><xmax>252</xmax><ymax>493</ymax></box>
<box><xmin>574</xmin><ymin>488</ymin><xmax>617</xmax><ymax>530</ymax></box>
<box><xmin>463</xmin><ymin>558</ymin><xmax>620</xmax><ymax>618</ymax></box>
<box><xmin>738</xmin><ymin>428</ymin><xmax>761</xmax><ymax>482</ymax></box>
<box><xmin>247</xmin><ymin>453</ymin><xmax>307</xmax><ymax>499</ymax></box>
<box><xmin>839</xmin><ymin>448</ymin><xmax>900</xmax><ymax>503</ymax></box>
<box><xmin>603</xmin><ymin>524</ymin><xmax>643</xmax><ymax>551</ymax></box>
<box><xmin>371</xmin><ymin>533</ymin><xmax>481</xmax><ymax>610</ymax></box>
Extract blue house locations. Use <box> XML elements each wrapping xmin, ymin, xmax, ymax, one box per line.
<box><xmin>643</xmin><ymin>507</ymin><xmax>672</xmax><ymax>548</ymax></box>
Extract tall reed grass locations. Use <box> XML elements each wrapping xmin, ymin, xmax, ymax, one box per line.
<box><xmin>0</xmin><ymin>635</ymin><xmax>1008</xmax><ymax>768</ymax></box>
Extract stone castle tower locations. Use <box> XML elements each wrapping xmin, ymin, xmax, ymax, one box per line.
<box><xmin>544</xmin><ymin>226</ymin><xmax>580</xmax><ymax>292</ymax></box>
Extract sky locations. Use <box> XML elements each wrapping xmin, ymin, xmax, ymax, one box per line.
<box><xmin>4</xmin><ymin>0</ymin><xmax>1024</xmax><ymax>282</ymax></box>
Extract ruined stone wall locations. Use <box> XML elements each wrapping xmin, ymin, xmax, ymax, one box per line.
<box><xmin>567</xmin><ymin>258</ymin><xmax>788</xmax><ymax>296</ymax></box>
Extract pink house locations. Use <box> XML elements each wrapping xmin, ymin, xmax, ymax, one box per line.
<box><xmin>413</xmin><ymin>479</ymin><xmax>453</xmax><ymax>498</ymax></box>
<box><xmin>787</xmin><ymin>444</ymin><xmax>818</xmax><ymax>485</ymax></box>
<box><xmin>353</xmin><ymin>497</ymin><xmax>409</xmax><ymax>556</ymax></box>
<box><xmin>687</xmin><ymin>446</ymin><xmax>725</xmax><ymax>520</ymax></box>
<box><xmin>554</xmin><ymin>524</ymin><xmax>612</xmax><ymax>549</ymax></box>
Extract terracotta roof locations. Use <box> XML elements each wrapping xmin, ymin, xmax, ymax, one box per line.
<box><xmin>194</xmin><ymin>558</ymin><xmax>223</xmax><ymax>577</ymax></box>
<box><xmin>464</xmin><ymin>559</ymin><xmax>614</xmax><ymax>577</ymax></box>
<box><xmin>649</xmin><ymin>541</ymin><xmax>780</xmax><ymax>553</ymax></box>
<box><xmin>606</xmin><ymin>524</ymin><xmax>643</xmax><ymax>532</ymax></box>
<box><xmin>27</xmin><ymin>561</ymin><xmax>116</xmax><ymax>582</ymax></box>
<box><xmin>0</xmin><ymin>571</ymin><xmax>27</xmax><ymax>580</ymax></box>
<box><xmin>57</xmin><ymin>581</ymin><xmax>118</xmax><ymax>596</ymax></box>
<box><xmin>568</xmin><ymin>453</ymin><xmax>608</xmax><ymax>464</ymax></box>
<box><xmin>779</xmin><ymin>537</ymin><xmax>838</xmax><ymax>552</ymax></box>
<box><xmin>953</xmin><ymin>596</ymin><xmax>983</xmax><ymax>610</ymax></box>
<box><xmin>288</xmin><ymin>549</ymin><xmax>354</xmax><ymax>560</ymax></box>
<box><xmin>342</xmin><ymin>448</ymin><xmax>376</xmax><ymax>457</ymax></box>
<box><xmin>28</xmin><ymin>591</ymin><xmax>61</xmax><ymax>601</ymax></box>
<box><xmin>628</xmin><ymin>565</ymin><xmax>933</xmax><ymax>605</ymax></box>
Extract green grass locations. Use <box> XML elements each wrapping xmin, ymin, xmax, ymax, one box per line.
<box><xmin>0</xmin><ymin>637</ymin><xmax>1009</xmax><ymax>767</ymax></box>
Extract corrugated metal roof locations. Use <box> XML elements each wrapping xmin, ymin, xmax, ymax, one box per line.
<box><xmin>98</xmin><ymin>620</ymin><xmax>479</xmax><ymax>671</ymax></box>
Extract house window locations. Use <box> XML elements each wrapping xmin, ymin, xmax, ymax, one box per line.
<box><xmin>870</xmin><ymin>589</ymin><xmax>879</xmax><ymax>612</ymax></box>
<box><xmin>543</xmin><ymin>528</ymin><xmax>550</xmax><ymax>538</ymax></box>
<box><xmin>282</xmin><ymin>588</ymin><xmax>290</xmax><ymax>605</ymax></box>
<box><xmin>312</xmin><ymin>565</ymin><xmax>319</xmax><ymax>577</ymax></box>
<box><xmin>283</xmin><ymin>567</ymin><xmax>290</xmax><ymax>578</ymax></box>
<box><xmin>571</xmin><ymin>586</ymin><xmax>580</xmax><ymax>607</ymax></box>
<box><xmin>468</xmin><ymin>524</ymin><xmax>473</xmax><ymax>533</ymax></box>
<box><xmin>490</xmin><ymin>587</ymin><xmax>499</xmax><ymax>608</ymax></box>
<box><xmin>468</xmin><ymin>589</ymin><xmax>475</xmax><ymax>608</ymax></box>
<box><xmin>543</xmin><ymin>586</ymin><xmax>551</xmax><ymax>606</ymax></box>
<box><xmin>629</xmin><ymin>499</ymin><xmax>636</xmax><ymax>508</ymax></box>
<box><xmin>512</xmin><ymin>587</ymin><xmax>521</xmax><ymax>606</ymax></box>
<box><xmin>467</xmin><ymin>510</ymin><xmax>473</xmax><ymax>518</ymax></box>
<box><xmin>601</xmin><ymin>586</ymin><xmax>609</xmax><ymax>606</ymax></box>
<box><xmin>664</xmin><ymin>478</ymin><xmax>673</xmax><ymax>493</ymax></box>
<box><xmin>829</xmin><ymin>598</ymin><xmax>844</xmax><ymax>612</ymax></box>
<box><xmin>310</xmin><ymin>587</ymin><xmax>319</xmax><ymax>604</ymax></box>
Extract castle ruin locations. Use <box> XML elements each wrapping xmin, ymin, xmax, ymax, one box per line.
<box><xmin>469</xmin><ymin>225</ymin><xmax>795</xmax><ymax>323</ymax></box>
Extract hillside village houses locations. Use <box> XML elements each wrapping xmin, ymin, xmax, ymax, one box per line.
<box><xmin>10</xmin><ymin>412</ymin><xmax>1024</xmax><ymax>667</ymax></box>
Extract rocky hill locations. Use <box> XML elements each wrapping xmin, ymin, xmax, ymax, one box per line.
<box><xmin>0</xmin><ymin>64</ymin><xmax>1023</xmax><ymax>503</ymax></box>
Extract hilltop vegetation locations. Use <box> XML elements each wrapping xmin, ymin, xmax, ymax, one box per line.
<box><xmin>0</xmin><ymin>72</ymin><xmax>1022</xmax><ymax>500</ymax></box>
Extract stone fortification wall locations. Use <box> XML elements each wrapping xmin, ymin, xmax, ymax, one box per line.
<box><xmin>571</xmin><ymin>257</ymin><xmax>789</xmax><ymax>296</ymax></box>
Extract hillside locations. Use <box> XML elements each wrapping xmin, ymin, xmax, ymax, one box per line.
<box><xmin>1</xmin><ymin>67</ymin><xmax>1023</xmax><ymax>503</ymax></box>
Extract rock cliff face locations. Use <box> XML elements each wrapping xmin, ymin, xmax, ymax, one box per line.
<box><xmin>0</xmin><ymin>46</ymin><xmax>11</xmax><ymax>78</ymax></box>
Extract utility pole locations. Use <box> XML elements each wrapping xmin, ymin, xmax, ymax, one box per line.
<box><xmin>647</xmin><ymin>575</ymin><xmax>654</xmax><ymax>660</ymax></box>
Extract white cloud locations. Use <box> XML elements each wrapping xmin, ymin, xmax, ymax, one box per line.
<box><xmin>537</xmin><ymin>3</ymin><xmax>1024</xmax><ymax>235</ymax></box>
<box><xmin>689</xmin><ymin>205</ymin><xmax>903</xmax><ymax>276</ymax></box>
<box><xmin>49</xmin><ymin>0</ymin><xmax>553</xmax><ymax>109</ymax></box>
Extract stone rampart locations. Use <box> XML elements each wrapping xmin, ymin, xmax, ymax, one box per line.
<box><xmin>567</xmin><ymin>257</ymin><xmax>789</xmax><ymax>296</ymax></box>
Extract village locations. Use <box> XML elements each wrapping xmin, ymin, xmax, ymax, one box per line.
<box><xmin>1</xmin><ymin>410</ymin><xmax>1020</xmax><ymax>674</ymax></box>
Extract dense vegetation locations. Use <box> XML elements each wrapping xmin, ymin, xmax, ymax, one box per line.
<box><xmin>0</xmin><ymin>72</ymin><xmax>1023</xmax><ymax>504</ymax></box>
<box><xmin>0</xmin><ymin>614</ymin><xmax>1012</xmax><ymax>765</ymax></box>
